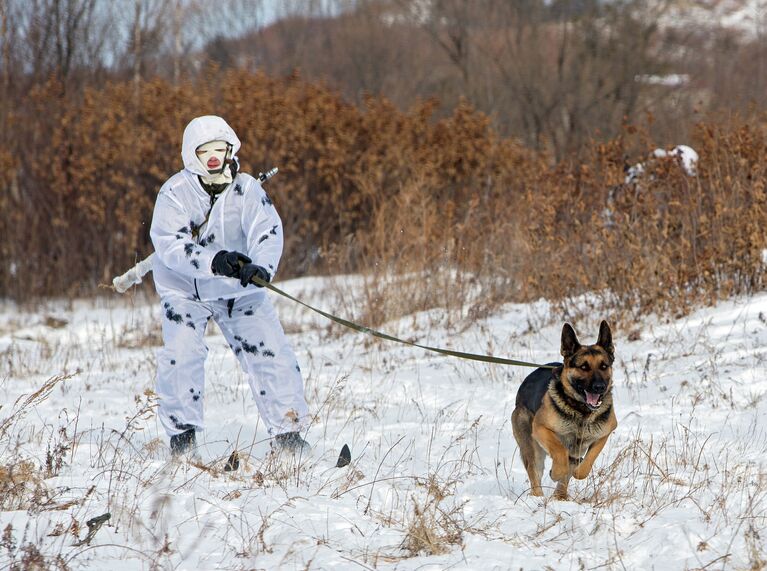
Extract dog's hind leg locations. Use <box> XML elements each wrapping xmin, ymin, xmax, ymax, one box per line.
<box><xmin>512</xmin><ymin>407</ymin><xmax>546</xmax><ymax>496</ymax></box>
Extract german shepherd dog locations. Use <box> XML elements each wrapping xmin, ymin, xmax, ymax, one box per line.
<box><xmin>512</xmin><ymin>321</ymin><xmax>617</xmax><ymax>499</ymax></box>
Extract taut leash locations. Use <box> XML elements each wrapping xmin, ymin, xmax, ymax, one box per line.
<box><xmin>250</xmin><ymin>275</ymin><xmax>554</xmax><ymax>369</ymax></box>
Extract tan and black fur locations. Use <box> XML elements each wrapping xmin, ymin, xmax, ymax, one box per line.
<box><xmin>512</xmin><ymin>321</ymin><xmax>617</xmax><ymax>499</ymax></box>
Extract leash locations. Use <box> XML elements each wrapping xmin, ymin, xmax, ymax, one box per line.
<box><xmin>250</xmin><ymin>275</ymin><xmax>554</xmax><ymax>369</ymax></box>
<box><xmin>111</xmin><ymin>162</ymin><xmax>551</xmax><ymax>369</ymax></box>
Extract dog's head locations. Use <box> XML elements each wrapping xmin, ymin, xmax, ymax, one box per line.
<box><xmin>560</xmin><ymin>320</ymin><xmax>614</xmax><ymax>410</ymax></box>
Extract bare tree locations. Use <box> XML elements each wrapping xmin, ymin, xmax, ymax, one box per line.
<box><xmin>0</xmin><ymin>0</ymin><xmax>14</xmax><ymax>94</ymax></box>
<box><xmin>378</xmin><ymin>0</ymin><xmax>673</xmax><ymax>157</ymax></box>
<box><xmin>411</xmin><ymin>0</ymin><xmax>473</xmax><ymax>86</ymax></box>
<box><xmin>6</xmin><ymin>0</ymin><xmax>104</xmax><ymax>84</ymax></box>
<box><xmin>471</xmin><ymin>0</ymin><xmax>673</xmax><ymax>157</ymax></box>
<box><xmin>125</xmin><ymin>0</ymin><xmax>171</xmax><ymax>93</ymax></box>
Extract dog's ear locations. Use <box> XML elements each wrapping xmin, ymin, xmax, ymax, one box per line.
<box><xmin>596</xmin><ymin>320</ymin><xmax>614</xmax><ymax>359</ymax></box>
<box><xmin>560</xmin><ymin>323</ymin><xmax>580</xmax><ymax>359</ymax></box>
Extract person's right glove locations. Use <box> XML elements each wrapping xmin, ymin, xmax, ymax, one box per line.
<box><xmin>211</xmin><ymin>250</ymin><xmax>251</xmax><ymax>278</ymax></box>
<box><xmin>239</xmin><ymin>264</ymin><xmax>271</xmax><ymax>287</ymax></box>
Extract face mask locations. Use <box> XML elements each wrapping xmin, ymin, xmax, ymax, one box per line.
<box><xmin>196</xmin><ymin>140</ymin><xmax>233</xmax><ymax>184</ymax></box>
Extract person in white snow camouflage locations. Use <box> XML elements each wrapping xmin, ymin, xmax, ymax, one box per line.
<box><xmin>150</xmin><ymin>115</ymin><xmax>309</xmax><ymax>455</ymax></box>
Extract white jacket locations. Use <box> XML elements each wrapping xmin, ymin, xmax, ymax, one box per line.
<box><xmin>150</xmin><ymin>116</ymin><xmax>283</xmax><ymax>302</ymax></box>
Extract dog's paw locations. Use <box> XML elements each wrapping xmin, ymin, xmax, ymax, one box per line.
<box><xmin>549</xmin><ymin>466</ymin><xmax>568</xmax><ymax>481</ymax></box>
<box><xmin>572</xmin><ymin>464</ymin><xmax>591</xmax><ymax>480</ymax></box>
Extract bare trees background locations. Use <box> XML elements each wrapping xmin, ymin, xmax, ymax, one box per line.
<box><xmin>0</xmin><ymin>0</ymin><xmax>266</xmax><ymax>95</ymax></box>
<box><xmin>208</xmin><ymin>0</ymin><xmax>767</xmax><ymax>158</ymax></box>
<box><xmin>2</xmin><ymin>0</ymin><xmax>766</xmax><ymax>157</ymax></box>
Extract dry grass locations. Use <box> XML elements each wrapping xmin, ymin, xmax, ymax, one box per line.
<box><xmin>0</xmin><ymin>375</ymin><xmax>77</xmax><ymax>570</ymax></box>
<box><xmin>401</xmin><ymin>475</ymin><xmax>466</xmax><ymax>557</ymax></box>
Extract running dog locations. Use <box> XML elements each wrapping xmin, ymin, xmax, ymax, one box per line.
<box><xmin>512</xmin><ymin>321</ymin><xmax>617</xmax><ymax>499</ymax></box>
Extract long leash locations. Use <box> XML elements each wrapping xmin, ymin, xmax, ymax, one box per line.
<box><xmin>250</xmin><ymin>275</ymin><xmax>554</xmax><ymax>369</ymax></box>
<box><xmin>111</xmin><ymin>162</ymin><xmax>551</xmax><ymax>369</ymax></box>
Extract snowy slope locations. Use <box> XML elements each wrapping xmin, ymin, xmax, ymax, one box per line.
<box><xmin>0</xmin><ymin>281</ymin><xmax>766</xmax><ymax>570</ymax></box>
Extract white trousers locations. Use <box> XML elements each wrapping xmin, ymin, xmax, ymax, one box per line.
<box><xmin>155</xmin><ymin>291</ymin><xmax>309</xmax><ymax>437</ymax></box>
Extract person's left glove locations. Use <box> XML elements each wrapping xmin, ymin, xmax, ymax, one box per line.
<box><xmin>239</xmin><ymin>264</ymin><xmax>271</xmax><ymax>287</ymax></box>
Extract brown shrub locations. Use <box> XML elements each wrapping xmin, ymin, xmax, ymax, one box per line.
<box><xmin>0</xmin><ymin>70</ymin><xmax>765</xmax><ymax>323</ymax></box>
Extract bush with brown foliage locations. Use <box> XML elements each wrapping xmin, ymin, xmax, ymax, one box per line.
<box><xmin>1</xmin><ymin>71</ymin><xmax>765</xmax><ymax>323</ymax></box>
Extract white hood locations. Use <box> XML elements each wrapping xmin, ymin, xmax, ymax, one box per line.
<box><xmin>181</xmin><ymin>116</ymin><xmax>241</xmax><ymax>177</ymax></box>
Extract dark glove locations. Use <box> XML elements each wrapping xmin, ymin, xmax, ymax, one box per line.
<box><xmin>211</xmin><ymin>250</ymin><xmax>251</xmax><ymax>277</ymax></box>
<box><xmin>239</xmin><ymin>264</ymin><xmax>271</xmax><ymax>287</ymax></box>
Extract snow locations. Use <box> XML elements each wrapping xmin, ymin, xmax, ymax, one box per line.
<box><xmin>653</xmin><ymin>145</ymin><xmax>699</xmax><ymax>176</ymax></box>
<box><xmin>625</xmin><ymin>144</ymin><xmax>698</xmax><ymax>184</ymax></box>
<box><xmin>634</xmin><ymin>73</ymin><xmax>690</xmax><ymax>87</ymax></box>
<box><xmin>663</xmin><ymin>0</ymin><xmax>767</xmax><ymax>40</ymax></box>
<box><xmin>1</xmin><ymin>280</ymin><xmax>766</xmax><ymax>569</ymax></box>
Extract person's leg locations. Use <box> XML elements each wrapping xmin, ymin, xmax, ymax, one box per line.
<box><xmin>156</xmin><ymin>296</ymin><xmax>212</xmax><ymax>446</ymax></box>
<box><xmin>215</xmin><ymin>293</ymin><xmax>309</xmax><ymax>440</ymax></box>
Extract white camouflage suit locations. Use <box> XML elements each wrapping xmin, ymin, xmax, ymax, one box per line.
<box><xmin>150</xmin><ymin>115</ymin><xmax>309</xmax><ymax>438</ymax></box>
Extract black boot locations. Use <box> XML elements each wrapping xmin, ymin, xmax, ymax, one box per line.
<box><xmin>170</xmin><ymin>428</ymin><xmax>196</xmax><ymax>456</ymax></box>
<box><xmin>273</xmin><ymin>431</ymin><xmax>309</xmax><ymax>452</ymax></box>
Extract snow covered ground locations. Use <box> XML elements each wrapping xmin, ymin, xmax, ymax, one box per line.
<box><xmin>1</xmin><ymin>279</ymin><xmax>766</xmax><ymax>570</ymax></box>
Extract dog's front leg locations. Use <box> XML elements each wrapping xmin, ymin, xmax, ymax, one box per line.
<box><xmin>572</xmin><ymin>433</ymin><xmax>611</xmax><ymax>480</ymax></box>
<box><xmin>532</xmin><ymin>424</ymin><xmax>570</xmax><ymax>482</ymax></box>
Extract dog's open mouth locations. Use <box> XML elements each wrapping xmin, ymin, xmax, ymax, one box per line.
<box><xmin>583</xmin><ymin>391</ymin><xmax>603</xmax><ymax>410</ymax></box>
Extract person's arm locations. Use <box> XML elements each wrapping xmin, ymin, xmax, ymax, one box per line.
<box><xmin>150</xmin><ymin>187</ymin><xmax>217</xmax><ymax>278</ymax></box>
<box><xmin>240</xmin><ymin>179</ymin><xmax>284</xmax><ymax>281</ymax></box>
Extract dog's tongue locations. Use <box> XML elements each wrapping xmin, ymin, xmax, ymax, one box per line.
<box><xmin>585</xmin><ymin>392</ymin><xmax>601</xmax><ymax>407</ymax></box>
